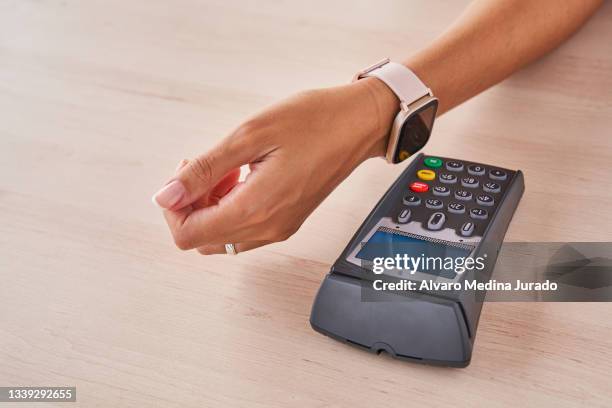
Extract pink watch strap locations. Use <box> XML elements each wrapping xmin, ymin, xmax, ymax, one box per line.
<box><xmin>354</xmin><ymin>59</ymin><xmax>430</xmax><ymax>106</ymax></box>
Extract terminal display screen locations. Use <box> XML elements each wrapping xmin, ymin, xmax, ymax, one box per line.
<box><xmin>355</xmin><ymin>230</ymin><xmax>473</xmax><ymax>279</ymax></box>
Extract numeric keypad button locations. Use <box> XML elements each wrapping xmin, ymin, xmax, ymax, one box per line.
<box><xmin>446</xmin><ymin>161</ymin><xmax>464</xmax><ymax>172</ymax></box>
<box><xmin>489</xmin><ymin>169</ymin><xmax>507</xmax><ymax>180</ymax></box>
<box><xmin>470</xmin><ymin>208</ymin><xmax>488</xmax><ymax>220</ymax></box>
<box><xmin>397</xmin><ymin>208</ymin><xmax>411</xmax><ymax>224</ymax></box>
<box><xmin>403</xmin><ymin>194</ymin><xmax>421</xmax><ymax>206</ymax></box>
<box><xmin>439</xmin><ymin>173</ymin><xmax>457</xmax><ymax>184</ymax></box>
<box><xmin>455</xmin><ymin>190</ymin><xmax>473</xmax><ymax>201</ymax></box>
<box><xmin>460</xmin><ymin>222</ymin><xmax>475</xmax><ymax>237</ymax></box>
<box><xmin>476</xmin><ymin>194</ymin><xmax>494</xmax><ymax>206</ymax></box>
<box><xmin>461</xmin><ymin>177</ymin><xmax>480</xmax><ymax>188</ymax></box>
<box><xmin>426</xmin><ymin>198</ymin><xmax>444</xmax><ymax>209</ymax></box>
<box><xmin>409</xmin><ymin>182</ymin><xmax>429</xmax><ymax>193</ymax></box>
<box><xmin>468</xmin><ymin>165</ymin><xmax>485</xmax><ymax>176</ymax></box>
<box><xmin>448</xmin><ymin>202</ymin><xmax>466</xmax><ymax>214</ymax></box>
<box><xmin>417</xmin><ymin>169</ymin><xmax>436</xmax><ymax>181</ymax></box>
<box><xmin>427</xmin><ymin>212</ymin><xmax>446</xmax><ymax>231</ymax></box>
<box><xmin>483</xmin><ymin>182</ymin><xmax>501</xmax><ymax>194</ymax></box>
<box><xmin>424</xmin><ymin>157</ymin><xmax>443</xmax><ymax>168</ymax></box>
<box><xmin>432</xmin><ymin>186</ymin><xmax>450</xmax><ymax>197</ymax></box>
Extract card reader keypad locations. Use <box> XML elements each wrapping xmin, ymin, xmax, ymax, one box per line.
<box><xmin>427</xmin><ymin>212</ymin><xmax>446</xmax><ymax>230</ymax></box>
<box><xmin>394</xmin><ymin>156</ymin><xmax>514</xmax><ymax>238</ymax></box>
<box><xmin>425</xmin><ymin>198</ymin><xmax>444</xmax><ymax>209</ymax></box>
<box><xmin>446</xmin><ymin>161</ymin><xmax>464</xmax><ymax>171</ymax></box>
<box><xmin>403</xmin><ymin>194</ymin><xmax>421</xmax><ymax>206</ymax></box>
<box><xmin>483</xmin><ymin>182</ymin><xmax>501</xmax><ymax>193</ymax></box>
<box><xmin>455</xmin><ymin>190</ymin><xmax>472</xmax><ymax>201</ymax></box>
<box><xmin>439</xmin><ymin>173</ymin><xmax>458</xmax><ymax>184</ymax></box>
<box><xmin>433</xmin><ymin>186</ymin><xmax>450</xmax><ymax>196</ymax></box>
<box><xmin>397</xmin><ymin>208</ymin><xmax>411</xmax><ymax>224</ymax></box>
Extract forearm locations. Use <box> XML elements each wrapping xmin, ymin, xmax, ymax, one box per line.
<box><xmin>405</xmin><ymin>0</ymin><xmax>603</xmax><ymax>114</ymax></box>
<box><xmin>156</xmin><ymin>0</ymin><xmax>603</xmax><ymax>253</ymax></box>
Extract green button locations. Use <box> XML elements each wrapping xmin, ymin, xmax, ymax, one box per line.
<box><xmin>424</xmin><ymin>157</ymin><xmax>443</xmax><ymax>168</ymax></box>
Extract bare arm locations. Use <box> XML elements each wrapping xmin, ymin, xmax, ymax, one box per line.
<box><xmin>409</xmin><ymin>0</ymin><xmax>603</xmax><ymax>114</ymax></box>
<box><xmin>154</xmin><ymin>0</ymin><xmax>602</xmax><ymax>254</ymax></box>
<box><xmin>367</xmin><ymin>0</ymin><xmax>603</xmax><ymax>154</ymax></box>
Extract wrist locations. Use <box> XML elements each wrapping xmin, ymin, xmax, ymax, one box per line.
<box><xmin>355</xmin><ymin>77</ymin><xmax>399</xmax><ymax>158</ymax></box>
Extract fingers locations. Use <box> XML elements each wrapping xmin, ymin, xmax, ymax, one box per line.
<box><xmin>161</xmin><ymin>160</ymin><xmax>244</xmax><ymax>251</ymax></box>
<box><xmin>196</xmin><ymin>241</ymin><xmax>271</xmax><ymax>255</ymax></box>
<box><xmin>162</xmin><ymin>180</ymin><xmax>256</xmax><ymax>250</ymax></box>
<box><xmin>162</xmin><ymin>162</ymin><xmax>294</xmax><ymax>250</ymax></box>
<box><xmin>205</xmin><ymin>168</ymin><xmax>241</xmax><ymax>205</ymax></box>
<box><xmin>152</xmin><ymin>136</ymin><xmax>254</xmax><ymax>211</ymax></box>
<box><xmin>172</xmin><ymin>159</ymin><xmax>240</xmax><ymax>208</ymax></box>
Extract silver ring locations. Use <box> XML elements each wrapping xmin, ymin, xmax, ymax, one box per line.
<box><xmin>225</xmin><ymin>243</ymin><xmax>237</xmax><ymax>255</ymax></box>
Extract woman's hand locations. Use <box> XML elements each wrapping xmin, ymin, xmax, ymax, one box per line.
<box><xmin>153</xmin><ymin>77</ymin><xmax>398</xmax><ymax>254</ymax></box>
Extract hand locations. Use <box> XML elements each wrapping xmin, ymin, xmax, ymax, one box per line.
<box><xmin>153</xmin><ymin>77</ymin><xmax>398</xmax><ymax>254</ymax></box>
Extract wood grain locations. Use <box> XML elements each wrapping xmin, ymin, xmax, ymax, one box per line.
<box><xmin>1</xmin><ymin>0</ymin><xmax>612</xmax><ymax>406</ymax></box>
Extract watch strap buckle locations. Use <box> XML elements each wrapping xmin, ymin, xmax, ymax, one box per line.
<box><xmin>352</xmin><ymin>58</ymin><xmax>390</xmax><ymax>82</ymax></box>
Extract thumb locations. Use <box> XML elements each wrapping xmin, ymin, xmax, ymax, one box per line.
<box><xmin>153</xmin><ymin>140</ymin><xmax>251</xmax><ymax>210</ymax></box>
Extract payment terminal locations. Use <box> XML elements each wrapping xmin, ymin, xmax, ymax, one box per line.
<box><xmin>310</xmin><ymin>153</ymin><xmax>524</xmax><ymax>367</ymax></box>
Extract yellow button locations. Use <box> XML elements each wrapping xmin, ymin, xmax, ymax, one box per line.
<box><xmin>417</xmin><ymin>169</ymin><xmax>436</xmax><ymax>181</ymax></box>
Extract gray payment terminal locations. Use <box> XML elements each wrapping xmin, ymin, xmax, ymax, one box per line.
<box><xmin>310</xmin><ymin>153</ymin><xmax>524</xmax><ymax>367</ymax></box>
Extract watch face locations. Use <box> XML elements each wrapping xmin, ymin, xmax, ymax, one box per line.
<box><xmin>394</xmin><ymin>99</ymin><xmax>438</xmax><ymax>163</ymax></box>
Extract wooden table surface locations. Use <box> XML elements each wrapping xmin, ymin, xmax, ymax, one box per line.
<box><xmin>2</xmin><ymin>1</ymin><xmax>612</xmax><ymax>407</ymax></box>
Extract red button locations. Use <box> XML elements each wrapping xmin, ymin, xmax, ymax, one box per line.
<box><xmin>410</xmin><ymin>181</ymin><xmax>429</xmax><ymax>193</ymax></box>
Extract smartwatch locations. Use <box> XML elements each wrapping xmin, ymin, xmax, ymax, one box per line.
<box><xmin>353</xmin><ymin>58</ymin><xmax>438</xmax><ymax>164</ymax></box>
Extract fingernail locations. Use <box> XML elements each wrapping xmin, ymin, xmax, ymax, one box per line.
<box><xmin>152</xmin><ymin>180</ymin><xmax>185</xmax><ymax>209</ymax></box>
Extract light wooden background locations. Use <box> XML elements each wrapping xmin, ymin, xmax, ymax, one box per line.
<box><xmin>1</xmin><ymin>1</ymin><xmax>612</xmax><ymax>407</ymax></box>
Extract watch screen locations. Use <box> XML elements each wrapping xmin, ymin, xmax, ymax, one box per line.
<box><xmin>394</xmin><ymin>100</ymin><xmax>438</xmax><ymax>163</ymax></box>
